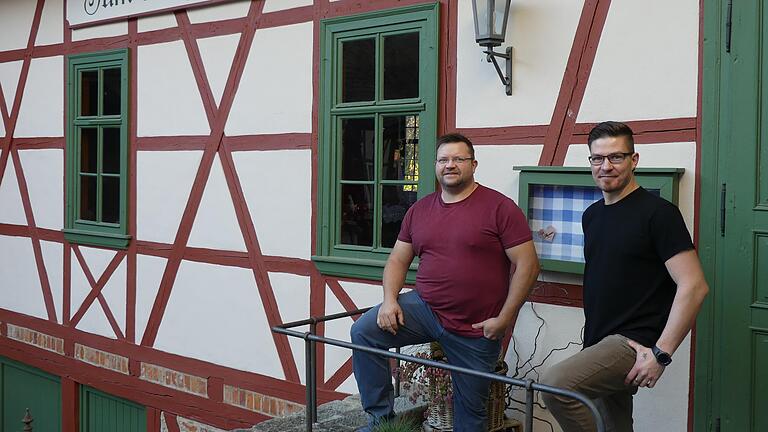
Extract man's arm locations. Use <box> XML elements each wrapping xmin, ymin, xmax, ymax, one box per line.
<box><xmin>377</xmin><ymin>240</ymin><xmax>415</xmax><ymax>335</ymax></box>
<box><xmin>472</xmin><ymin>240</ymin><xmax>540</xmax><ymax>340</ymax></box>
<box><xmin>625</xmin><ymin>249</ymin><xmax>709</xmax><ymax>387</ymax></box>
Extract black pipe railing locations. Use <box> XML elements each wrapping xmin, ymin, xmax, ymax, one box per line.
<box><xmin>272</xmin><ymin>308</ymin><xmax>605</xmax><ymax>432</ymax></box>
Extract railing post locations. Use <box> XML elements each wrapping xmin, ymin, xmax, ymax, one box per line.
<box><xmin>309</xmin><ymin>322</ymin><xmax>318</xmax><ymax>424</ymax></box>
<box><xmin>305</xmin><ymin>334</ymin><xmax>314</xmax><ymax>432</ymax></box>
<box><xmin>394</xmin><ymin>347</ymin><xmax>401</xmax><ymax>398</ymax></box>
<box><xmin>22</xmin><ymin>408</ymin><xmax>33</xmax><ymax>432</ymax></box>
<box><xmin>525</xmin><ymin>379</ymin><xmax>534</xmax><ymax>432</ymax></box>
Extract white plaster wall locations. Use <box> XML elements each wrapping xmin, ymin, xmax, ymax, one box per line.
<box><xmin>0</xmin><ymin>0</ymin><xmax>36</xmax><ymax>52</ymax></box>
<box><xmin>71</xmin><ymin>21</ymin><xmax>128</xmax><ymax>41</ymax></box>
<box><xmin>35</xmin><ymin>0</ymin><xmax>63</xmax><ymax>46</ymax></box>
<box><xmin>136</xmin><ymin>254</ymin><xmax>166</xmax><ymax>342</ymax></box>
<box><xmin>338</xmin><ymin>281</ymin><xmax>383</xmax><ymax>310</ymax></box>
<box><xmin>137</xmin><ymin>41</ymin><xmax>210</xmax><ymax>136</ymax></box>
<box><xmin>0</xmin><ymin>235</ymin><xmax>48</xmax><ymax>320</ymax></box>
<box><xmin>455</xmin><ymin>0</ymin><xmax>584</xmax><ymax>128</ymax></box>
<box><xmin>474</xmin><ymin>145</ymin><xmax>543</xmax><ymax>202</ymax></box>
<box><xmin>577</xmin><ymin>0</ymin><xmax>698</xmax><ymax>122</ymax></box>
<box><xmin>40</xmin><ymin>240</ymin><xmax>63</xmax><ymax>324</ymax></box>
<box><xmin>233</xmin><ymin>150</ymin><xmax>311</xmax><ymax>259</ymax></box>
<box><xmin>565</xmin><ymin>142</ymin><xmax>697</xmax><ymax>232</ymax></box>
<box><xmin>101</xmin><ymin>260</ymin><xmax>127</xmax><ymax>335</ymax></box>
<box><xmin>324</xmin><ymin>285</ymin><xmax>356</xmax><ymax>393</ymax></box>
<box><xmin>226</xmin><ymin>22</ymin><xmax>313</xmax><ymax>135</ymax></box>
<box><xmin>197</xmin><ymin>33</ymin><xmax>241</xmax><ymax>107</ymax></box>
<box><xmin>270</xmin><ymin>272</ymin><xmax>311</xmax><ymax>384</ymax></box>
<box><xmin>187</xmin><ymin>0</ymin><xmax>251</xmax><ymax>24</ymax></box>
<box><xmin>138</xmin><ymin>13</ymin><xmax>177</xmax><ymax>33</ymax></box>
<box><xmin>0</xmin><ymin>157</ymin><xmax>28</xmax><ymax>225</ymax></box>
<box><xmin>15</xmin><ymin>56</ymin><xmax>63</xmax><ymax>137</ymax></box>
<box><xmin>0</xmin><ymin>60</ymin><xmax>24</xmax><ymax>114</ymax></box>
<box><xmin>137</xmin><ymin>150</ymin><xmax>202</xmax><ymax>244</ymax></box>
<box><xmin>18</xmin><ymin>149</ymin><xmax>63</xmax><ymax>230</ymax></box>
<box><xmin>154</xmin><ymin>261</ymin><xmax>283</xmax><ymax>377</ymax></box>
<box><xmin>79</xmin><ymin>246</ymin><xmax>118</xmax><ymax>279</ymax></box>
<box><xmin>188</xmin><ymin>154</ymin><xmax>247</xmax><ymax>252</ymax></box>
<box><xmin>263</xmin><ymin>0</ymin><xmax>313</xmax><ymax>13</ymax></box>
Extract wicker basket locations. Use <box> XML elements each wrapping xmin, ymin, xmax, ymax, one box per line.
<box><xmin>425</xmin><ymin>360</ymin><xmax>509</xmax><ymax>432</ymax></box>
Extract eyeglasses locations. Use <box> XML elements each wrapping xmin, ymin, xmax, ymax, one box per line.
<box><xmin>436</xmin><ymin>157</ymin><xmax>473</xmax><ymax>166</ymax></box>
<box><xmin>588</xmin><ymin>152</ymin><xmax>634</xmax><ymax>166</ymax></box>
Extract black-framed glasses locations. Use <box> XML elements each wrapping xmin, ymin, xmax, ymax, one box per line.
<box><xmin>588</xmin><ymin>152</ymin><xmax>634</xmax><ymax>166</ymax></box>
<box><xmin>435</xmin><ymin>156</ymin><xmax>473</xmax><ymax>166</ymax></box>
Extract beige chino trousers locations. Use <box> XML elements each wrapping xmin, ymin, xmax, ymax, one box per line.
<box><xmin>541</xmin><ymin>334</ymin><xmax>639</xmax><ymax>432</ymax></box>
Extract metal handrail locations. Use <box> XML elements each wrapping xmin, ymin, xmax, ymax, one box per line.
<box><xmin>272</xmin><ymin>308</ymin><xmax>605</xmax><ymax>432</ymax></box>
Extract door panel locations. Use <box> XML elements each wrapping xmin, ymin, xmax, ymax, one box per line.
<box><xmin>719</xmin><ymin>1</ymin><xmax>768</xmax><ymax>430</ymax></box>
<box><xmin>0</xmin><ymin>358</ymin><xmax>61</xmax><ymax>432</ymax></box>
<box><xmin>80</xmin><ymin>386</ymin><xmax>145</xmax><ymax>432</ymax></box>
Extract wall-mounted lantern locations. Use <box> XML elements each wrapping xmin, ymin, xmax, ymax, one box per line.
<box><xmin>472</xmin><ymin>0</ymin><xmax>513</xmax><ymax>95</ymax></box>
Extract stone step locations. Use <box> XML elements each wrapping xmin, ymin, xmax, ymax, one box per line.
<box><xmin>234</xmin><ymin>395</ymin><xmax>427</xmax><ymax>432</ymax></box>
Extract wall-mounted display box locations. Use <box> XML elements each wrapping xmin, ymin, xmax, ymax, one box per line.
<box><xmin>515</xmin><ymin>166</ymin><xmax>684</xmax><ymax>274</ymax></box>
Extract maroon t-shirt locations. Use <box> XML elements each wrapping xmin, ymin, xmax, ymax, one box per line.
<box><xmin>398</xmin><ymin>185</ymin><xmax>532</xmax><ymax>337</ymax></box>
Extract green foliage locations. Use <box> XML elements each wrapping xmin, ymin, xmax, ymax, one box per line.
<box><xmin>374</xmin><ymin>416</ymin><xmax>421</xmax><ymax>432</ymax></box>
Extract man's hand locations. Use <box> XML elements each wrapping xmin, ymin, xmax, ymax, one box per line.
<box><xmin>377</xmin><ymin>300</ymin><xmax>405</xmax><ymax>335</ymax></box>
<box><xmin>471</xmin><ymin>316</ymin><xmax>510</xmax><ymax>340</ymax></box>
<box><xmin>624</xmin><ymin>339</ymin><xmax>666</xmax><ymax>388</ymax></box>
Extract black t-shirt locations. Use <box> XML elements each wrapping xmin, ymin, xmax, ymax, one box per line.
<box><xmin>582</xmin><ymin>187</ymin><xmax>694</xmax><ymax>348</ymax></box>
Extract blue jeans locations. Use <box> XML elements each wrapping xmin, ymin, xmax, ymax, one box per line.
<box><xmin>350</xmin><ymin>291</ymin><xmax>501</xmax><ymax>431</ymax></box>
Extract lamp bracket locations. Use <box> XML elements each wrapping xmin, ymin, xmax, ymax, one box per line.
<box><xmin>484</xmin><ymin>46</ymin><xmax>513</xmax><ymax>95</ymax></box>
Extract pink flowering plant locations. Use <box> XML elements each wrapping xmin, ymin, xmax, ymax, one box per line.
<box><xmin>396</xmin><ymin>347</ymin><xmax>453</xmax><ymax>406</ymax></box>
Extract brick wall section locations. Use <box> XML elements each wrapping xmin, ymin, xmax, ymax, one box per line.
<box><xmin>5</xmin><ymin>323</ymin><xmax>65</xmax><ymax>354</ymax></box>
<box><xmin>140</xmin><ymin>362</ymin><xmax>208</xmax><ymax>397</ymax></box>
<box><xmin>74</xmin><ymin>343</ymin><xmax>129</xmax><ymax>374</ymax></box>
<box><xmin>223</xmin><ymin>384</ymin><xmax>304</xmax><ymax>417</ymax></box>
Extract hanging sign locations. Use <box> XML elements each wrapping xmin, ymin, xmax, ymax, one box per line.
<box><xmin>67</xmin><ymin>0</ymin><xmax>233</xmax><ymax>27</ymax></box>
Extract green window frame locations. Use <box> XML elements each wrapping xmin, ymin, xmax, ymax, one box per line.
<box><xmin>515</xmin><ymin>166</ymin><xmax>684</xmax><ymax>274</ymax></box>
<box><xmin>313</xmin><ymin>3</ymin><xmax>440</xmax><ymax>282</ymax></box>
<box><xmin>64</xmin><ymin>49</ymin><xmax>130</xmax><ymax>249</ymax></box>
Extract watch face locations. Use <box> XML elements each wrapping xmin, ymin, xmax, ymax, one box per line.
<box><xmin>657</xmin><ymin>352</ymin><xmax>672</xmax><ymax>366</ymax></box>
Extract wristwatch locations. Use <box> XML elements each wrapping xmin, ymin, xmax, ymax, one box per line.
<box><xmin>652</xmin><ymin>345</ymin><xmax>672</xmax><ymax>366</ymax></box>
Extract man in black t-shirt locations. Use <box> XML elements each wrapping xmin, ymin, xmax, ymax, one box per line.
<box><xmin>541</xmin><ymin>122</ymin><xmax>709</xmax><ymax>432</ymax></box>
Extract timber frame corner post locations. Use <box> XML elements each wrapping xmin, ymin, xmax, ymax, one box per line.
<box><xmin>64</xmin><ymin>48</ymin><xmax>131</xmax><ymax>249</ymax></box>
<box><xmin>312</xmin><ymin>3</ymin><xmax>440</xmax><ymax>282</ymax></box>
<box><xmin>515</xmin><ymin>166</ymin><xmax>684</xmax><ymax>274</ymax></box>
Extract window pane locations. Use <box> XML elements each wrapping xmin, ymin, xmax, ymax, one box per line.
<box><xmin>383</xmin><ymin>33</ymin><xmax>419</xmax><ymax>100</ymax></box>
<box><xmin>80</xmin><ymin>128</ymin><xmax>98</xmax><ymax>174</ymax></box>
<box><xmin>102</xmin><ymin>176</ymin><xmax>120</xmax><ymax>224</ymax></box>
<box><xmin>81</xmin><ymin>70</ymin><xmax>98</xmax><ymax>116</ymax></box>
<box><xmin>341</xmin><ymin>118</ymin><xmax>375</xmax><ymax>181</ymax></box>
<box><xmin>381</xmin><ymin>184</ymin><xmax>418</xmax><ymax>248</ymax></box>
<box><xmin>103</xmin><ymin>128</ymin><xmax>120</xmax><ymax>174</ymax></box>
<box><xmin>79</xmin><ymin>175</ymin><xmax>97</xmax><ymax>221</ymax></box>
<box><xmin>103</xmin><ymin>67</ymin><xmax>121</xmax><ymax>115</ymax></box>
<box><xmin>340</xmin><ymin>184</ymin><xmax>373</xmax><ymax>247</ymax></box>
<box><xmin>382</xmin><ymin>115</ymin><xmax>419</xmax><ymax>181</ymax></box>
<box><xmin>342</xmin><ymin>38</ymin><xmax>375</xmax><ymax>102</ymax></box>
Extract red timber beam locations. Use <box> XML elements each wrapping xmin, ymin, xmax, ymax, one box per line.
<box><xmin>0</xmin><ymin>309</ymin><xmax>347</xmax><ymax>430</ymax></box>
<box><xmin>0</xmin><ymin>0</ymin><xmax>58</xmax><ymax>323</ymax></box>
<box><xmin>139</xmin><ymin>2</ymin><xmax>302</xmax><ymax>383</ymax></box>
<box><xmin>539</xmin><ymin>0</ymin><xmax>612</xmax><ymax>166</ymax></box>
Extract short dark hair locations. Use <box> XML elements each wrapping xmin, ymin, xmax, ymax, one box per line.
<box><xmin>436</xmin><ymin>133</ymin><xmax>475</xmax><ymax>159</ymax></box>
<box><xmin>587</xmin><ymin>121</ymin><xmax>635</xmax><ymax>152</ymax></box>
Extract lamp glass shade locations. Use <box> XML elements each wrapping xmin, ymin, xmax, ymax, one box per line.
<box><xmin>472</xmin><ymin>0</ymin><xmax>511</xmax><ymax>47</ymax></box>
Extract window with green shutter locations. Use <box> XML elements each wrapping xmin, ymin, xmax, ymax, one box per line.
<box><xmin>313</xmin><ymin>3</ymin><xmax>439</xmax><ymax>282</ymax></box>
<box><xmin>64</xmin><ymin>49</ymin><xmax>130</xmax><ymax>249</ymax></box>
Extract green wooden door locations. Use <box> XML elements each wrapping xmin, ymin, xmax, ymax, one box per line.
<box><xmin>716</xmin><ymin>1</ymin><xmax>768</xmax><ymax>430</ymax></box>
<box><xmin>80</xmin><ymin>386</ymin><xmax>145</xmax><ymax>432</ymax></box>
<box><xmin>0</xmin><ymin>357</ymin><xmax>62</xmax><ymax>432</ymax></box>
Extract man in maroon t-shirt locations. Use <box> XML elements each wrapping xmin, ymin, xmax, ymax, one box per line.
<box><xmin>351</xmin><ymin>133</ymin><xmax>540</xmax><ymax>431</ymax></box>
